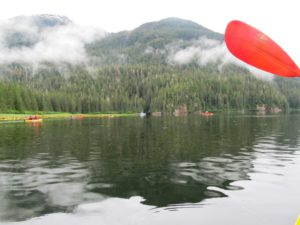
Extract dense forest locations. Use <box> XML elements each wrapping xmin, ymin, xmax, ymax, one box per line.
<box><xmin>0</xmin><ymin>63</ymin><xmax>295</xmax><ymax>114</ymax></box>
<box><xmin>1</xmin><ymin>16</ymin><xmax>300</xmax><ymax>114</ymax></box>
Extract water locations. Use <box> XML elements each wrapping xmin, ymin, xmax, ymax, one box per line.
<box><xmin>0</xmin><ymin>114</ymin><xmax>300</xmax><ymax>225</ymax></box>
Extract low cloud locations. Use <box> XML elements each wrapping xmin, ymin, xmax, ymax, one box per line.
<box><xmin>167</xmin><ymin>37</ymin><xmax>234</xmax><ymax>66</ymax></box>
<box><xmin>0</xmin><ymin>16</ymin><xmax>106</xmax><ymax>65</ymax></box>
<box><xmin>167</xmin><ymin>37</ymin><xmax>273</xmax><ymax>78</ymax></box>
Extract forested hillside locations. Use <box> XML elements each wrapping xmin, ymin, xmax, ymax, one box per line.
<box><xmin>0</xmin><ymin>16</ymin><xmax>300</xmax><ymax>114</ymax></box>
<box><xmin>86</xmin><ymin>17</ymin><xmax>223</xmax><ymax>65</ymax></box>
<box><xmin>0</xmin><ymin>63</ymin><xmax>290</xmax><ymax>113</ymax></box>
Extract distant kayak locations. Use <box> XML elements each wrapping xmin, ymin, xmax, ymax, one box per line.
<box><xmin>25</xmin><ymin>119</ymin><xmax>43</xmax><ymax>123</ymax></box>
<box><xmin>71</xmin><ymin>115</ymin><xmax>84</xmax><ymax>120</ymax></box>
<box><xmin>200</xmin><ymin>112</ymin><xmax>214</xmax><ymax>116</ymax></box>
<box><xmin>140</xmin><ymin>112</ymin><xmax>146</xmax><ymax>118</ymax></box>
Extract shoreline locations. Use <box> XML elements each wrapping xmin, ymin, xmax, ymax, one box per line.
<box><xmin>0</xmin><ymin>112</ymin><xmax>138</xmax><ymax>122</ymax></box>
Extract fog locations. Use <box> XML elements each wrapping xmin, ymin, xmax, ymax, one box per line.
<box><xmin>0</xmin><ymin>15</ymin><xmax>105</xmax><ymax>65</ymax></box>
<box><xmin>167</xmin><ymin>37</ymin><xmax>273</xmax><ymax>79</ymax></box>
<box><xmin>0</xmin><ymin>16</ymin><xmax>274</xmax><ymax>79</ymax></box>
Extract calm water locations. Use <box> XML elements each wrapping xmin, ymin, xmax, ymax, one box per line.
<box><xmin>0</xmin><ymin>114</ymin><xmax>300</xmax><ymax>225</ymax></box>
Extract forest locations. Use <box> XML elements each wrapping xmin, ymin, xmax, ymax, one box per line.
<box><xmin>0</xmin><ymin>62</ymin><xmax>297</xmax><ymax>114</ymax></box>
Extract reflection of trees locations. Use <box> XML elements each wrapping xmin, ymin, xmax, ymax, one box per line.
<box><xmin>0</xmin><ymin>124</ymin><xmax>41</xmax><ymax>159</ymax></box>
<box><xmin>1</xmin><ymin>114</ymin><xmax>300</xmax><ymax>220</ymax></box>
<box><xmin>85</xmin><ymin>114</ymin><xmax>300</xmax><ymax>206</ymax></box>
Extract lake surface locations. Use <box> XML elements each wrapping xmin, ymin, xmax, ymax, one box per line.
<box><xmin>0</xmin><ymin>114</ymin><xmax>300</xmax><ymax>225</ymax></box>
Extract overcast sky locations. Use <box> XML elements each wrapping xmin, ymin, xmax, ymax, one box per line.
<box><xmin>1</xmin><ymin>0</ymin><xmax>300</xmax><ymax>64</ymax></box>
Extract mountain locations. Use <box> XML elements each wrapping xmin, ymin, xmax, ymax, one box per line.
<box><xmin>11</xmin><ymin>14</ymin><xmax>72</xmax><ymax>28</ymax></box>
<box><xmin>1</xmin><ymin>16</ymin><xmax>299</xmax><ymax>114</ymax></box>
<box><xmin>86</xmin><ymin>17</ymin><xmax>224</xmax><ymax>65</ymax></box>
<box><xmin>4</xmin><ymin>15</ymin><xmax>72</xmax><ymax>49</ymax></box>
<box><xmin>2</xmin><ymin>16</ymin><xmax>223</xmax><ymax>65</ymax></box>
<box><xmin>132</xmin><ymin>17</ymin><xmax>223</xmax><ymax>41</ymax></box>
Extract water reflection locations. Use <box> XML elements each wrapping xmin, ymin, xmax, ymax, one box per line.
<box><xmin>0</xmin><ymin>155</ymin><xmax>104</xmax><ymax>221</ymax></box>
<box><xmin>0</xmin><ymin>114</ymin><xmax>300</xmax><ymax>223</ymax></box>
<box><xmin>171</xmin><ymin>155</ymin><xmax>252</xmax><ymax>189</ymax></box>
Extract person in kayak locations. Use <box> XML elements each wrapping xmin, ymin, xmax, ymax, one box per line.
<box><xmin>28</xmin><ymin>114</ymin><xmax>39</xmax><ymax>120</ymax></box>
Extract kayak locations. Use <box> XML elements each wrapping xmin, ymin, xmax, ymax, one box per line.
<box><xmin>25</xmin><ymin>119</ymin><xmax>43</xmax><ymax>123</ymax></box>
<box><xmin>296</xmin><ymin>216</ymin><xmax>300</xmax><ymax>225</ymax></box>
<box><xmin>201</xmin><ymin>112</ymin><xmax>214</xmax><ymax>116</ymax></box>
<box><xmin>70</xmin><ymin>114</ymin><xmax>84</xmax><ymax>120</ymax></box>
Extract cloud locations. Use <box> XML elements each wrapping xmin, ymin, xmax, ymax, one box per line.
<box><xmin>167</xmin><ymin>37</ymin><xmax>233</xmax><ymax>66</ymax></box>
<box><xmin>167</xmin><ymin>37</ymin><xmax>273</xmax><ymax>79</ymax></box>
<box><xmin>0</xmin><ymin>16</ymin><xmax>106</xmax><ymax>65</ymax></box>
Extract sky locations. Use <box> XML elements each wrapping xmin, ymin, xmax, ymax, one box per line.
<box><xmin>0</xmin><ymin>0</ymin><xmax>300</xmax><ymax>64</ymax></box>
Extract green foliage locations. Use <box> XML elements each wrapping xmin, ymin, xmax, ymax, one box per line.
<box><xmin>274</xmin><ymin>77</ymin><xmax>300</xmax><ymax>108</ymax></box>
<box><xmin>0</xmin><ymin>63</ymin><xmax>292</xmax><ymax>114</ymax></box>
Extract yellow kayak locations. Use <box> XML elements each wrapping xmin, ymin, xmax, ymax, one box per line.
<box><xmin>25</xmin><ymin>119</ymin><xmax>43</xmax><ymax>123</ymax></box>
<box><xmin>296</xmin><ymin>216</ymin><xmax>300</xmax><ymax>225</ymax></box>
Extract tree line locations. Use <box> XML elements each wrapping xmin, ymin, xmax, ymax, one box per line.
<box><xmin>0</xmin><ymin>63</ymin><xmax>297</xmax><ymax>114</ymax></box>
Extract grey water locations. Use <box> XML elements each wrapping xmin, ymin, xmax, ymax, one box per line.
<box><xmin>0</xmin><ymin>114</ymin><xmax>300</xmax><ymax>225</ymax></box>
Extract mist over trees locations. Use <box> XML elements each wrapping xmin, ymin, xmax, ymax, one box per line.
<box><xmin>0</xmin><ymin>16</ymin><xmax>299</xmax><ymax>114</ymax></box>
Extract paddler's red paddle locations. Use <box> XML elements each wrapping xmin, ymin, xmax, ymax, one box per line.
<box><xmin>225</xmin><ymin>20</ymin><xmax>300</xmax><ymax>77</ymax></box>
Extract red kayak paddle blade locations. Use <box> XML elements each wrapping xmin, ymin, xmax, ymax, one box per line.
<box><xmin>225</xmin><ymin>20</ymin><xmax>300</xmax><ymax>77</ymax></box>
